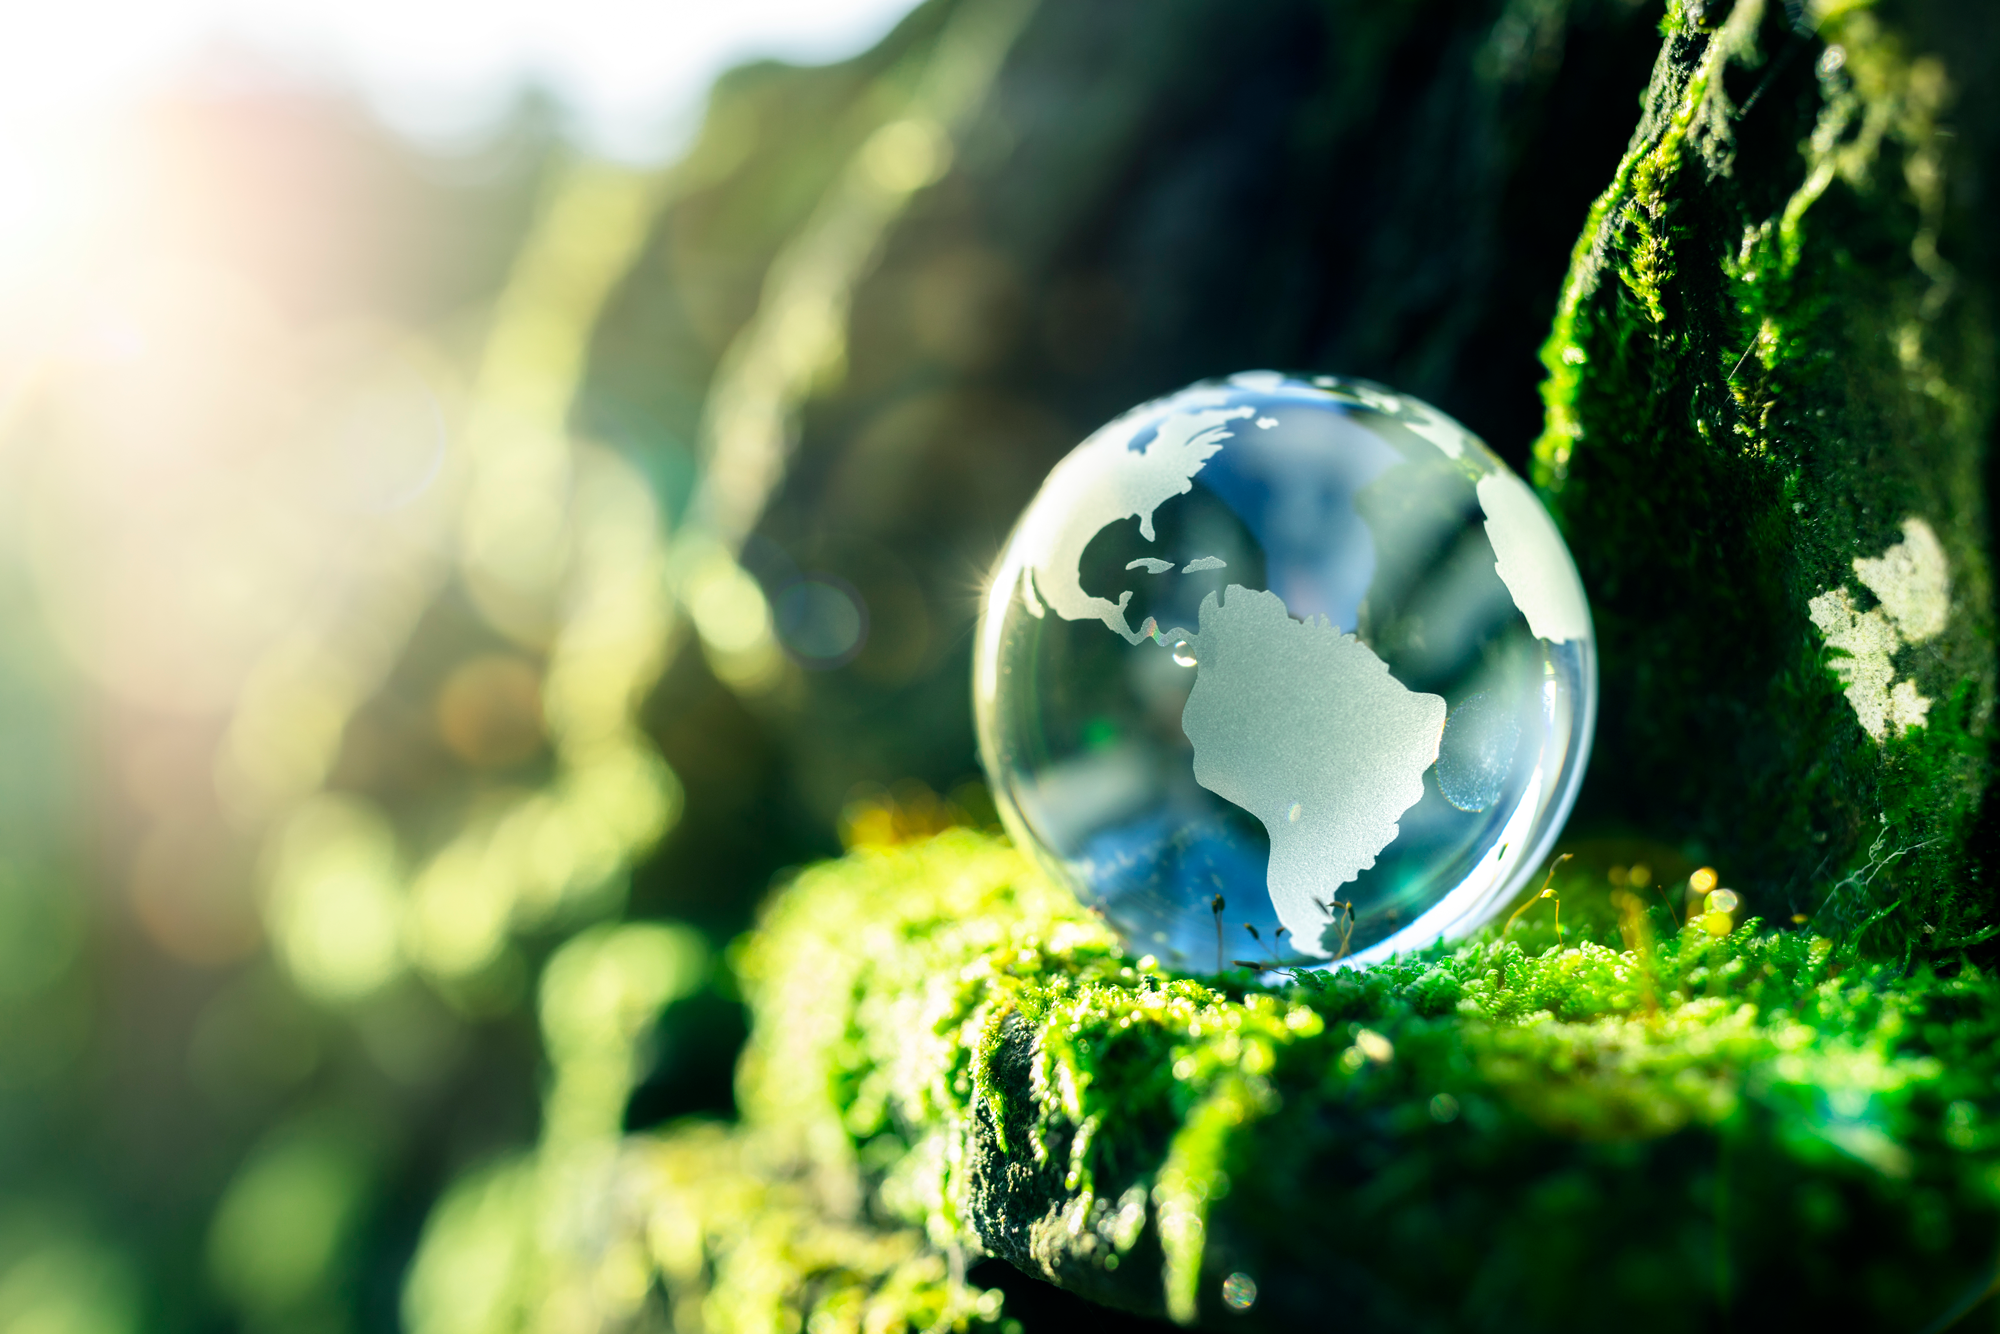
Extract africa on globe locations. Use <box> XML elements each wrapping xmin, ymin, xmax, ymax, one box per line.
<box><xmin>974</xmin><ymin>372</ymin><xmax>1595</xmax><ymax>971</ymax></box>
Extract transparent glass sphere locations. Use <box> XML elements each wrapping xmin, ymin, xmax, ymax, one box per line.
<box><xmin>975</xmin><ymin>372</ymin><xmax>1595</xmax><ymax>972</ymax></box>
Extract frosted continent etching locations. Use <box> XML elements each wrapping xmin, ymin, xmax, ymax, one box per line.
<box><xmin>1180</xmin><ymin>586</ymin><xmax>1446</xmax><ymax>953</ymax></box>
<box><xmin>1476</xmin><ymin>472</ymin><xmax>1591</xmax><ymax>643</ymax></box>
<box><xmin>1013</xmin><ymin>402</ymin><xmax>1253</xmax><ymax>642</ymax></box>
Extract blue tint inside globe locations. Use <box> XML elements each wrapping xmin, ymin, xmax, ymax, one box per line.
<box><xmin>975</xmin><ymin>372</ymin><xmax>1595</xmax><ymax>972</ymax></box>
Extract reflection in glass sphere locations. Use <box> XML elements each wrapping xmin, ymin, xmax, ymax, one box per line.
<box><xmin>975</xmin><ymin>372</ymin><xmax>1595</xmax><ymax>972</ymax></box>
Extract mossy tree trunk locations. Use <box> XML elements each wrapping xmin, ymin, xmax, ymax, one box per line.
<box><xmin>1537</xmin><ymin>0</ymin><xmax>2000</xmax><ymax>961</ymax></box>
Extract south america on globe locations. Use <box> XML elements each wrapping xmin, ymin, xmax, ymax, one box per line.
<box><xmin>975</xmin><ymin>372</ymin><xmax>1595</xmax><ymax>970</ymax></box>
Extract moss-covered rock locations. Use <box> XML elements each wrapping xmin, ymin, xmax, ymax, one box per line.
<box><xmin>715</xmin><ymin>831</ymin><xmax>2000</xmax><ymax>1331</ymax></box>
<box><xmin>1536</xmin><ymin>0</ymin><xmax>2000</xmax><ymax>959</ymax></box>
<box><xmin>506</xmin><ymin>831</ymin><xmax>1997</xmax><ymax>1331</ymax></box>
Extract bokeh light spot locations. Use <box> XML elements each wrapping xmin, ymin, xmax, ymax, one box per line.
<box><xmin>685</xmin><ymin>554</ymin><xmax>774</xmax><ymax>656</ymax></box>
<box><xmin>860</xmin><ymin>117</ymin><xmax>948</xmax><ymax>194</ymax></box>
<box><xmin>127</xmin><ymin>816</ymin><xmax>262</xmax><ymax>966</ymax></box>
<box><xmin>265</xmin><ymin>796</ymin><xmax>405</xmax><ymax>1004</ymax></box>
<box><xmin>207</xmin><ymin>1120</ymin><xmax>373</xmax><ymax>1321</ymax></box>
<box><xmin>297</xmin><ymin>336</ymin><xmax>448</xmax><ymax>514</ymax></box>
<box><xmin>435</xmin><ymin>654</ymin><xmax>545</xmax><ymax>768</ymax></box>
<box><xmin>0</xmin><ymin>1216</ymin><xmax>140</xmax><ymax>1334</ymax></box>
<box><xmin>775</xmin><ymin>578</ymin><xmax>866</xmax><ymax>666</ymax></box>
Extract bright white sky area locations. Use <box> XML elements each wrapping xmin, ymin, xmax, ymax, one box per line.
<box><xmin>0</xmin><ymin>0</ymin><xmax>924</xmax><ymax>326</ymax></box>
<box><xmin>0</xmin><ymin>0</ymin><xmax>926</xmax><ymax>727</ymax></box>
<box><xmin>2</xmin><ymin>0</ymin><xmax>923</xmax><ymax>160</ymax></box>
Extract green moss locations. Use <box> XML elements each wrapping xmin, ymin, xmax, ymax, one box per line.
<box><xmin>715</xmin><ymin>831</ymin><xmax>2000</xmax><ymax>1330</ymax></box>
<box><xmin>431</xmin><ymin>829</ymin><xmax>2000</xmax><ymax>1331</ymax></box>
<box><xmin>1534</xmin><ymin>0</ymin><xmax>1997</xmax><ymax>959</ymax></box>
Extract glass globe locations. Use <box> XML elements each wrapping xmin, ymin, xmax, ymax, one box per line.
<box><xmin>975</xmin><ymin>371</ymin><xmax>1595</xmax><ymax>972</ymax></box>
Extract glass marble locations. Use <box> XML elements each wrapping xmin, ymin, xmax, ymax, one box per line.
<box><xmin>974</xmin><ymin>372</ymin><xmax>1595</xmax><ymax>972</ymax></box>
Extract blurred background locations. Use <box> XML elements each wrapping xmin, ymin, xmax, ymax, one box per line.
<box><xmin>0</xmin><ymin>0</ymin><xmax>1663</xmax><ymax>1329</ymax></box>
